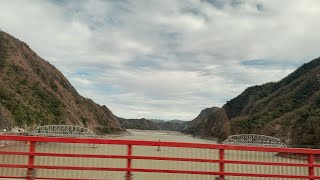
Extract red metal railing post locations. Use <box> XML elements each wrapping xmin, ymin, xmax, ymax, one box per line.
<box><xmin>219</xmin><ymin>149</ymin><xmax>225</xmax><ymax>180</ymax></box>
<box><xmin>126</xmin><ymin>145</ymin><xmax>132</xmax><ymax>180</ymax></box>
<box><xmin>26</xmin><ymin>141</ymin><xmax>36</xmax><ymax>180</ymax></box>
<box><xmin>308</xmin><ymin>154</ymin><xmax>315</xmax><ymax>180</ymax></box>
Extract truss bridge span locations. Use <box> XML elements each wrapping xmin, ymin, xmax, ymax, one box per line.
<box><xmin>29</xmin><ymin>125</ymin><xmax>96</xmax><ymax>137</ymax></box>
<box><xmin>222</xmin><ymin>134</ymin><xmax>287</xmax><ymax>147</ymax></box>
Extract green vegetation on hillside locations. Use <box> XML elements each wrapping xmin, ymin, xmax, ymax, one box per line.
<box><xmin>229</xmin><ymin>63</ymin><xmax>320</xmax><ymax>136</ymax></box>
<box><xmin>184</xmin><ymin>57</ymin><xmax>320</xmax><ymax>148</ymax></box>
<box><xmin>291</xmin><ymin>106</ymin><xmax>320</xmax><ymax>147</ymax></box>
<box><xmin>0</xmin><ymin>31</ymin><xmax>123</xmax><ymax>134</ymax></box>
<box><xmin>224</xmin><ymin>82</ymin><xmax>275</xmax><ymax>118</ymax></box>
<box><xmin>0</xmin><ymin>32</ymin><xmax>8</xmax><ymax>69</ymax></box>
<box><xmin>0</xmin><ymin>80</ymin><xmax>65</xmax><ymax>127</ymax></box>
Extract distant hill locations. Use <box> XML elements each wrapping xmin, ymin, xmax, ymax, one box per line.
<box><xmin>0</xmin><ymin>31</ymin><xmax>123</xmax><ymax>134</ymax></box>
<box><xmin>183</xmin><ymin>58</ymin><xmax>320</xmax><ymax>148</ymax></box>
<box><xmin>148</xmin><ymin>119</ymin><xmax>165</xmax><ymax>123</ymax></box>
<box><xmin>119</xmin><ymin>118</ymin><xmax>187</xmax><ymax>131</ymax></box>
<box><xmin>167</xmin><ymin>120</ymin><xmax>185</xmax><ymax>124</ymax></box>
<box><xmin>150</xmin><ymin>119</ymin><xmax>185</xmax><ymax>124</ymax></box>
<box><xmin>118</xmin><ymin>118</ymin><xmax>160</xmax><ymax>130</ymax></box>
<box><xmin>157</xmin><ymin>120</ymin><xmax>187</xmax><ymax>131</ymax></box>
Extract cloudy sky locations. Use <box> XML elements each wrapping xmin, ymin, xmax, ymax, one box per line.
<box><xmin>1</xmin><ymin>0</ymin><xmax>319</xmax><ymax>120</ymax></box>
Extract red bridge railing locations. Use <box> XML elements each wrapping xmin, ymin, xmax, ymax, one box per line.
<box><xmin>0</xmin><ymin>135</ymin><xmax>320</xmax><ymax>180</ymax></box>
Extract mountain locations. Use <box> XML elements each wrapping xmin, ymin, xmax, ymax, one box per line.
<box><xmin>119</xmin><ymin>118</ymin><xmax>187</xmax><ymax>131</ymax></box>
<box><xmin>118</xmin><ymin>118</ymin><xmax>160</xmax><ymax>130</ymax></box>
<box><xmin>184</xmin><ymin>58</ymin><xmax>320</xmax><ymax>148</ymax></box>
<box><xmin>181</xmin><ymin>107</ymin><xmax>220</xmax><ymax>136</ymax></box>
<box><xmin>0</xmin><ymin>31</ymin><xmax>123</xmax><ymax>134</ymax></box>
<box><xmin>150</xmin><ymin>119</ymin><xmax>184</xmax><ymax>124</ymax></box>
<box><xmin>156</xmin><ymin>120</ymin><xmax>187</xmax><ymax>131</ymax></box>
<box><xmin>149</xmin><ymin>119</ymin><xmax>166</xmax><ymax>123</ymax></box>
<box><xmin>168</xmin><ymin>120</ymin><xmax>185</xmax><ymax>124</ymax></box>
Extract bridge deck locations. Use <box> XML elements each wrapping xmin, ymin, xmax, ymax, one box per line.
<box><xmin>0</xmin><ymin>135</ymin><xmax>319</xmax><ymax>180</ymax></box>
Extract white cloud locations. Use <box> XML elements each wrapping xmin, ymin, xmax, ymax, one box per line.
<box><xmin>0</xmin><ymin>0</ymin><xmax>319</xmax><ymax>120</ymax></box>
<box><xmin>71</xmin><ymin>77</ymin><xmax>91</xmax><ymax>86</ymax></box>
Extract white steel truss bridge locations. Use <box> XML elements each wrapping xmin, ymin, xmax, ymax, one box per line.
<box><xmin>222</xmin><ymin>134</ymin><xmax>287</xmax><ymax>147</ymax></box>
<box><xmin>29</xmin><ymin>125</ymin><xmax>96</xmax><ymax>137</ymax></box>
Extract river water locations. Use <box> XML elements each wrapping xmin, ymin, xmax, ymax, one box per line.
<box><xmin>0</xmin><ymin>129</ymin><xmax>317</xmax><ymax>180</ymax></box>
<box><xmin>119</xmin><ymin>129</ymin><xmax>216</xmax><ymax>143</ymax></box>
<box><xmin>112</xmin><ymin>130</ymin><xmax>312</xmax><ymax>180</ymax></box>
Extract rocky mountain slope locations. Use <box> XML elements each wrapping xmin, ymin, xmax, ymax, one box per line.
<box><xmin>184</xmin><ymin>58</ymin><xmax>320</xmax><ymax>147</ymax></box>
<box><xmin>181</xmin><ymin>107</ymin><xmax>219</xmax><ymax>136</ymax></box>
<box><xmin>0</xmin><ymin>31</ymin><xmax>123</xmax><ymax>134</ymax></box>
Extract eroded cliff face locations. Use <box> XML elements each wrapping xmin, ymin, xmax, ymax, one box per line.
<box><xmin>184</xmin><ymin>57</ymin><xmax>320</xmax><ymax>147</ymax></box>
<box><xmin>0</xmin><ymin>31</ymin><xmax>123</xmax><ymax>134</ymax></box>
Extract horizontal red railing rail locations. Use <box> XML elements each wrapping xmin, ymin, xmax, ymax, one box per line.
<box><xmin>0</xmin><ymin>135</ymin><xmax>320</xmax><ymax>180</ymax></box>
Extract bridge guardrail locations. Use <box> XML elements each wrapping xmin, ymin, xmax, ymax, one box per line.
<box><xmin>0</xmin><ymin>135</ymin><xmax>320</xmax><ymax>180</ymax></box>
